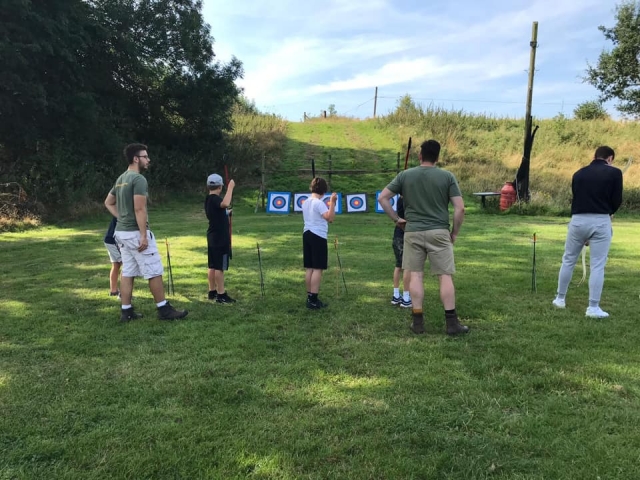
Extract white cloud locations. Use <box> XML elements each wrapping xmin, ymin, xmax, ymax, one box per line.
<box><xmin>203</xmin><ymin>0</ymin><xmax>617</xmax><ymax>119</ymax></box>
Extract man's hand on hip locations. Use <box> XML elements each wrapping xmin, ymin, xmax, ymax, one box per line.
<box><xmin>138</xmin><ymin>233</ymin><xmax>148</xmax><ymax>252</ymax></box>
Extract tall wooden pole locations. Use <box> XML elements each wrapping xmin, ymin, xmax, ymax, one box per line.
<box><xmin>524</xmin><ymin>21</ymin><xmax>538</xmax><ymax>149</ymax></box>
<box><xmin>373</xmin><ymin>86</ymin><xmax>378</xmax><ymax>118</ymax></box>
<box><xmin>515</xmin><ymin>21</ymin><xmax>539</xmax><ymax>202</ymax></box>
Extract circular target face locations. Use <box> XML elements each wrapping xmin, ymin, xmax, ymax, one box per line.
<box><xmin>349</xmin><ymin>197</ymin><xmax>363</xmax><ymax>209</ymax></box>
<box><xmin>323</xmin><ymin>197</ymin><xmax>331</xmax><ymax>208</ymax></box>
<box><xmin>273</xmin><ymin>196</ymin><xmax>286</xmax><ymax>208</ymax></box>
<box><xmin>297</xmin><ymin>195</ymin><xmax>308</xmax><ymax>208</ymax></box>
<box><xmin>389</xmin><ymin>197</ymin><xmax>396</xmax><ymax>208</ymax></box>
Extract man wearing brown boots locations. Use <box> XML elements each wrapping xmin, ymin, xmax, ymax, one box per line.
<box><xmin>378</xmin><ymin>139</ymin><xmax>468</xmax><ymax>335</ymax></box>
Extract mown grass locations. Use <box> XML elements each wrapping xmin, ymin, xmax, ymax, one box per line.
<box><xmin>2</xmin><ymin>198</ymin><xmax>640</xmax><ymax>479</ymax></box>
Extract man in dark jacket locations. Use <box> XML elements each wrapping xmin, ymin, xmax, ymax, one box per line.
<box><xmin>552</xmin><ymin>146</ymin><xmax>623</xmax><ymax>318</ymax></box>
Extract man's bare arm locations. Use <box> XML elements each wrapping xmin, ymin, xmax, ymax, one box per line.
<box><xmin>450</xmin><ymin>196</ymin><xmax>465</xmax><ymax>243</ymax></box>
<box><xmin>104</xmin><ymin>193</ymin><xmax>118</xmax><ymax>218</ymax></box>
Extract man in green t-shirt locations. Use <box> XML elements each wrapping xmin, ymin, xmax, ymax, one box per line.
<box><xmin>104</xmin><ymin>143</ymin><xmax>188</xmax><ymax>322</ymax></box>
<box><xmin>379</xmin><ymin>139</ymin><xmax>468</xmax><ymax>336</ymax></box>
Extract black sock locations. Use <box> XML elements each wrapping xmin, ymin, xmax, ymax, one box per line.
<box><xmin>445</xmin><ymin>309</ymin><xmax>456</xmax><ymax>317</ymax></box>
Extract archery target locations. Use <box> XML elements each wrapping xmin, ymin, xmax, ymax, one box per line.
<box><xmin>294</xmin><ymin>193</ymin><xmax>309</xmax><ymax>212</ymax></box>
<box><xmin>376</xmin><ymin>191</ymin><xmax>398</xmax><ymax>213</ymax></box>
<box><xmin>321</xmin><ymin>193</ymin><xmax>342</xmax><ymax>214</ymax></box>
<box><xmin>346</xmin><ymin>193</ymin><xmax>367</xmax><ymax>213</ymax></box>
<box><xmin>266</xmin><ymin>191</ymin><xmax>291</xmax><ymax>214</ymax></box>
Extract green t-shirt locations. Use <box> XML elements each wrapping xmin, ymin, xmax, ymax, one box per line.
<box><xmin>386</xmin><ymin>166</ymin><xmax>461</xmax><ymax>232</ymax></box>
<box><xmin>110</xmin><ymin>170</ymin><xmax>148</xmax><ymax>232</ymax></box>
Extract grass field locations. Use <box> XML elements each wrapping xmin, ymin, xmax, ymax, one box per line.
<box><xmin>2</xmin><ymin>197</ymin><xmax>640</xmax><ymax>479</ymax></box>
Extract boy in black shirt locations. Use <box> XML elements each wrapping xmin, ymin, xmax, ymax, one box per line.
<box><xmin>205</xmin><ymin>173</ymin><xmax>236</xmax><ymax>304</ymax></box>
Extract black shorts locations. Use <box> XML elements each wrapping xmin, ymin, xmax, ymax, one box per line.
<box><xmin>303</xmin><ymin>230</ymin><xmax>328</xmax><ymax>270</ymax></box>
<box><xmin>392</xmin><ymin>235</ymin><xmax>404</xmax><ymax>268</ymax></box>
<box><xmin>208</xmin><ymin>246</ymin><xmax>230</xmax><ymax>270</ymax></box>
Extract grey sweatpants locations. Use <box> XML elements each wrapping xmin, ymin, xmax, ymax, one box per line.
<box><xmin>557</xmin><ymin>214</ymin><xmax>612</xmax><ymax>305</ymax></box>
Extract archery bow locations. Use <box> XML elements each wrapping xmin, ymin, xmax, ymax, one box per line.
<box><xmin>403</xmin><ymin>137</ymin><xmax>412</xmax><ymax>170</ymax></box>
<box><xmin>224</xmin><ymin>156</ymin><xmax>233</xmax><ymax>259</ymax></box>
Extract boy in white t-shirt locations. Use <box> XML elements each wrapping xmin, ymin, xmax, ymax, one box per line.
<box><xmin>302</xmin><ymin>178</ymin><xmax>337</xmax><ymax>309</ymax></box>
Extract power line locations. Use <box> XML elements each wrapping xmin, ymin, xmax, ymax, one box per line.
<box><xmin>341</xmin><ymin>97</ymin><xmax>375</xmax><ymax>115</ymax></box>
<box><xmin>377</xmin><ymin>95</ymin><xmax>581</xmax><ymax>106</ymax></box>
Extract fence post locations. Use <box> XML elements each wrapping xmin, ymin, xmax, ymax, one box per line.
<box><xmin>261</xmin><ymin>154</ymin><xmax>266</xmax><ymax>210</ymax></box>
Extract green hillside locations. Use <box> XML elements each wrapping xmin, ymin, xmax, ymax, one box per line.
<box><xmin>258</xmin><ymin>113</ymin><xmax>640</xmax><ymax>213</ymax></box>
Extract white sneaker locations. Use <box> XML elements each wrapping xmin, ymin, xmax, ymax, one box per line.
<box><xmin>552</xmin><ymin>298</ymin><xmax>566</xmax><ymax>309</ymax></box>
<box><xmin>586</xmin><ymin>306</ymin><xmax>609</xmax><ymax>318</ymax></box>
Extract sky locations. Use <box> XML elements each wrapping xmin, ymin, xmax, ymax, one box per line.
<box><xmin>202</xmin><ymin>0</ymin><xmax>619</xmax><ymax>121</ymax></box>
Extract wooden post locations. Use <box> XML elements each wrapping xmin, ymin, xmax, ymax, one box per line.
<box><xmin>524</xmin><ymin>21</ymin><xmax>538</xmax><ymax>150</ymax></box>
<box><xmin>303</xmin><ymin>112</ymin><xmax>307</xmax><ymax>121</ymax></box>
<box><xmin>517</xmin><ymin>20</ymin><xmax>539</xmax><ymax>203</ymax></box>
<box><xmin>373</xmin><ymin>86</ymin><xmax>378</xmax><ymax>118</ymax></box>
<box><xmin>261</xmin><ymin>154</ymin><xmax>266</xmax><ymax>210</ymax></box>
<box><xmin>323</xmin><ymin>110</ymin><xmax>327</xmax><ymax>118</ymax></box>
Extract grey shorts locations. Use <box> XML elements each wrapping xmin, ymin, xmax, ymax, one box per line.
<box><xmin>105</xmin><ymin>242</ymin><xmax>122</xmax><ymax>263</ymax></box>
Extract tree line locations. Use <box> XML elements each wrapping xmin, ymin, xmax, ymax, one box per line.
<box><xmin>0</xmin><ymin>0</ymin><xmax>243</xmax><ymax>214</ymax></box>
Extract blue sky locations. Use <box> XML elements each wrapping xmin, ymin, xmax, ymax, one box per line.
<box><xmin>202</xmin><ymin>0</ymin><xmax>618</xmax><ymax>121</ymax></box>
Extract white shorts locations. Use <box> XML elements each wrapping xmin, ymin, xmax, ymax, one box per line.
<box><xmin>114</xmin><ymin>230</ymin><xmax>164</xmax><ymax>280</ymax></box>
<box><xmin>104</xmin><ymin>242</ymin><xmax>122</xmax><ymax>263</ymax></box>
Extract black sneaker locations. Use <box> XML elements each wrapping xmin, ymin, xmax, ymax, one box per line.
<box><xmin>157</xmin><ymin>302</ymin><xmax>189</xmax><ymax>320</ymax></box>
<box><xmin>120</xmin><ymin>307</ymin><xmax>143</xmax><ymax>323</ymax></box>
<box><xmin>208</xmin><ymin>290</ymin><xmax>217</xmax><ymax>300</ymax></box>
<box><xmin>391</xmin><ymin>296</ymin><xmax>402</xmax><ymax>306</ymax></box>
<box><xmin>216</xmin><ymin>293</ymin><xmax>236</xmax><ymax>305</ymax></box>
<box><xmin>306</xmin><ymin>298</ymin><xmax>328</xmax><ymax>310</ymax></box>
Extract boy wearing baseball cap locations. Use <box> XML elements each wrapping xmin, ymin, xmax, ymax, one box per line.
<box><xmin>205</xmin><ymin>173</ymin><xmax>236</xmax><ymax>304</ymax></box>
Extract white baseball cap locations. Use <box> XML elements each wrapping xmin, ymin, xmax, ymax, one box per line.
<box><xmin>207</xmin><ymin>173</ymin><xmax>224</xmax><ymax>187</ymax></box>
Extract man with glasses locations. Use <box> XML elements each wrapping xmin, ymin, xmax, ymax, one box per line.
<box><xmin>104</xmin><ymin>143</ymin><xmax>188</xmax><ymax>322</ymax></box>
<box><xmin>552</xmin><ymin>146</ymin><xmax>623</xmax><ymax>318</ymax></box>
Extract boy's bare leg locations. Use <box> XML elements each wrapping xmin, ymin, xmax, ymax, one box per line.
<box><xmin>214</xmin><ymin>270</ymin><xmax>226</xmax><ymax>294</ymax></box>
<box><xmin>208</xmin><ymin>268</ymin><xmax>216</xmax><ymax>291</ymax></box>
<box><xmin>110</xmin><ymin>262</ymin><xmax>121</xmax><ymax>293</ymax></box>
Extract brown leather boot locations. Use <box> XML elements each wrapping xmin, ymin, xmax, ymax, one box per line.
<box><xmin>410</xmin><ymin>313</ymin><xmax>425</xmax><ymax>334</ymax></box>
<box><xmin>445</xmin><ymin>314</ymin><xmax>469</xmax><ymax>335</ymax></box>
